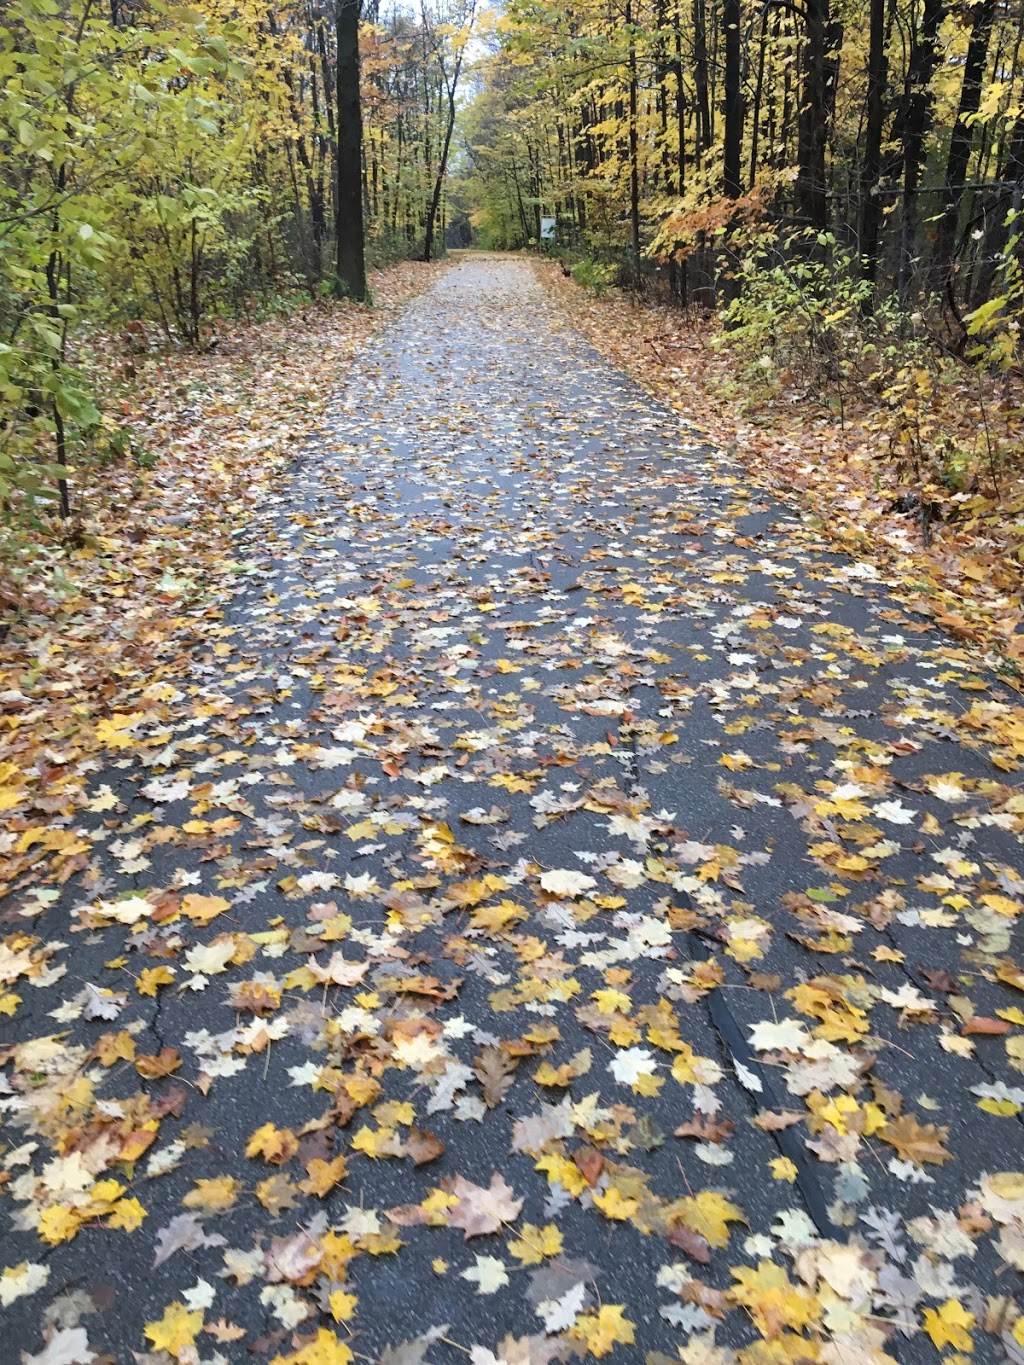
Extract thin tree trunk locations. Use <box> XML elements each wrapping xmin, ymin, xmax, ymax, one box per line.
<box><xmin>796</xmin><ymin>0</ymin><xmax>829</xmax><ymax>228</ymax></box>
<box><xmin>933</xmin><ymin>0</ymin><xmax>997</xmax><ymax>308</ymax></box>
<box><xmin>692</xmin><ymin>0</ymin><xmax>712</xmax><ymax>156</ymax></box>
<box><xmin>673</xmin><ymin>0</ymin><xmax>687</xmax><ymax>195</ymax></box>
<box><xmin>423</xmin><ymin>86</ymin><xmax>457</xmax><ymax>261</ymax></box>
<box><xmin>335</xmin><ymin>0</ymin><xmax>367</xmax><ymax>299</ymax></box>
<box><xmin>894</xmin><ymin>0</ymin><xmax>944</xmax><ymax>301</ymax></box>
<box><xmin>723</xmin><ymin>0</ymin><xmax>742</xmax><ymax>198</ymax></box>
<box><xmin>858</xmin><ymin>0</ymin><xmax>887</xmax><ymax>287</ymax></box>
<box><xmin>626</xmin><ymin>0</ymin><xmax>642</xmax><ymax>273</ymax></box>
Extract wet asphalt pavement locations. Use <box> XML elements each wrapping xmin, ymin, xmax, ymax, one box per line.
<box><xmin>4</xmin><ymin>259</ymin><xmax>1024</xmax><ymax>1365</ymax></box>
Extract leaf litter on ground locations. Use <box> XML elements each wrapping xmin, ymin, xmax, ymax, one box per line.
<box><xmin>3</xmin><ymin>257</ymin><xmax>1024</xmax><ymax>1364</ymax></box>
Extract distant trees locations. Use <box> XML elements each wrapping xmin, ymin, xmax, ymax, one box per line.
<box><xmin>457</xmin><ymin>0</ymin><xmax>1024</xmax><ymax>335</ymax></box>
<box><xmin>0</xmin><ymin>0</ymin><xmax>475</xmax><ymax>522</ymax></box>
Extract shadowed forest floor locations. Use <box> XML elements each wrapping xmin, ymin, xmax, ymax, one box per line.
<box><xmin>4</xmin><ymin>258</ymin><xmax>1024</xmax><ymax>1365</ymax></box>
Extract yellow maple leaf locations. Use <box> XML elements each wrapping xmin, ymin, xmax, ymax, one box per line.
<box><xmin>608</xmin><ymin>1016</ymin><xmax>641</xmax><ymax>1046</ymax></box>
<box><xmin>923</xmin><ymin>1299</ymin><xmax>975</xmax><ymax>1352</ymax></box>
<box><xmin>343</xmin><ymin>1075</ymin><xmax>381</xmax><ymax>1107</ymax></box>
<box><xmin>374</xmin><ymin>1100</ymin><xmax>415</xmax><ymax>1126</ymax></box>
<box><xmin>94</xmin><ymin>1030</ymin><xmax>136</xmax><ymax>1064</ymax></box>
<box><xmin>672</xmin><ymin>1191</ymin><xmax>745</xmax><ymax>1248</ymax></box>
<box><xmin>328</xmin><ymin>1290</ymin><xmax>358</xmax><ymax>1323</ymax></box>
<box><xmin>633</xmin><ymin>1070</ymin><xmax>664</xmax><ymax>1097</ymax></box>
<box><xmin>106</xmin><ymin>1196</ymin><xmax>147</xmax><ymax>1232</ymax></box>
<box><xmin>592</xmin><ymin>1188</ymin><xmax>640</xmax><ymax>1221</ymax></box>
<box><xmin>182</xmin><ymin>893</ymin><xmax>231</xmax><ymax>924</ymax></box>
<box><xmin>508</xmin><ymin>1222</ymin><xmax>564</xmax><ymax>1264</ymax></box>
<box><xmin>730</xmin><ymin>1261</ymin><xmax>818</xmax><ymax>1339</ymax></box>
<box><xmin>95</xmin><ymin>712</ymin><xmax>145</xmax><ymax>749</ymax></box>
<box><xmin>769</xmin><ymin>1157</ymin><xmax>798</xmax><ymax>1183</ymax></box>
<box><xmin>469</xmin><ymin>899</ymin><xmax>527</xmax><ymax>934</ymax></box>
<box><xmin>245</xmin><ymin>1123</ymin><xmax>298</xmax><ymax>1164</ymax></box>
<box><xmin>88</xmin><ymin>1179</ymin><xmax>126</xmax><ymax>1210</ymax></box>
<box><xmin>37</xmin><ymin>1205</ymin><xmax>83</xmax><ymax>1245</ymax></box>
<box><xmin>535</xmin><ymin>1152</ymin><xmax>587</xmax><ymax>1196</ymax></box>
<box><xmin>719</xmin><ymin>752</ymin><xmax>753</xmax><ymax>771</ymax></box>
<box><xmin>591</xmin><ymin>988</ymin><xmax>632</xmax><ymax>1015</ymax></box>
<box><xmin>571</xmin><ymin>1305</ymin><xmax>636</xmax><ymax>1357</ymax></box>
<box><xmin>672</xmin><ymin>1046</ymin><xmax>700</xmax><ymax>1085</ymax></box>
<box><xmin>301</xmin><ymin>1154</ymin><xmax>349</xmax><ymax>1196</ymax></box>
<box><xmin>349</xmin><ymin>1124</ymin><xmax>397</xmax><ymax>1158</ymax></box>
<box><xmin>143</xmin><ymin>1302</ymin><xmax>204</xmax><ymax>1358</ymax></box>
<box><xmin>319</xmin><ymin>1232</ymin><xmax>357</xmax><ymax>1280</ymax></box>
<box><xmin>182</xmin><ymin>1176</ymin><xmax>243</xmax><ymax>1212</ymax></box>
<box><xmin>137</xmin><ymin>966</ymin><xmax>176</xmax><ymax>997</ymax></box>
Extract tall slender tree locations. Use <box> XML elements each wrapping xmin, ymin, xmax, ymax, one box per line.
<box><xmin>335</xmin><ymin>0</ymin><xmax>367</xmax><ymax>300</ymax></box>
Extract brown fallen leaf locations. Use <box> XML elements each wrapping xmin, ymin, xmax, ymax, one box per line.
<box><xmin>404</xmin><ymin>1126</ymin><xmax>445</xmax><ymax>1166</ymax></box>
<box><xmin>878</xmin><ymin>1113</ymin><xmax>952</xmax><ymax>1166</ymax></box>
<box><xmin>668</xmin><ymin>1223</ymin><xmax>711</xmax><ymax>1264</ymax></box>
<box><xmin>574</xmin><ymin>1146</ymin><xmax>605</xmax><ymax>1188</ymax></box>
<box><xmin>752</xmin><ymin>1110</ymin><xmax>805</xmax><ymax>1132</ymax></box>
<box><xmin>135</xmin><ymin>1046</ymin><xmax>182</xmax><ymax>1079</ymax></box>
<box><xmin>964</xmin><ymin>1017</ymin><xmax>1012</xmax><ymax>1036</ymax></box>
<box><xmin>474</xmin><ymin>1044</ymin><xmax>520</xmax><ymax>1107</ymax></box>
<box><xmin>255</xmin><ymin>1173</ymin><xmax>301</xmax><ymax>1215</ymax></box>
<box><xmin>205</xmin><ymin>1319</ymin><xmax>246</xmax><ymax>1343</ymax></box>
<box><xmin>674</xmin><ymin>1114</ymin><xmax>735</xmax><ymax>1143</ymax></box>
<box><xmin>448</xmin><ymin>1173</ymin><xmax>524</xmax><ymax>1238</ymax></box>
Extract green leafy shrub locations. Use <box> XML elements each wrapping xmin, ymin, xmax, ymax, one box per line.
<box><xmin>570</xmin><ymin>258</ymin><xmax>614</xmax><ymax>296</ymax></box>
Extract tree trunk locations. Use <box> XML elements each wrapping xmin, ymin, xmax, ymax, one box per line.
<box><xmin>673</xmin><ymin>0</ymin><xmax>687</xmax><ymax>195</ymax></box>
<box><xmin>933</xmin><ymin>0</ymin><xmax>997</xmax><ymax>307</ymax></box>
<box><xmin>723</xmin><ymin>0</ymin><xmax>742</xmax><ymax>199</ymax></box>
<box><xmin>335</xmin><ymin>0</ymin><xmax>367</xmax><ymax>300</ymax></box>
<box><xmin>894</xmin><ymin>0</ymin><xmax>945</xmax><ymax>301</ymax></box>
<box><xmin>692</xmin><ymin>0</ymin><xmax>712</xmax><ymax>158</ymax></box>
<box><xmin>858</xmin><ymin>0</ymin><xmax>887</xmax><ymax>287</ymax></box>
<box><xmin>626</xmin><ymin>0</ymin><xmax>642</xmax><ymax>273</ymax></box>
<box><xmin>423</xmin><ymin>87</ymin><xmax>457</xmax><ymax>261</ymax></box>
<box><xmin>973</xmin><ymin>116</ymin><xmax>1024</xmax><ymax>306</ymax></box>
<box><xmin>796</xmin><ymin>0</ymin><xmax>830</xmax><ymax>229</ymax></box>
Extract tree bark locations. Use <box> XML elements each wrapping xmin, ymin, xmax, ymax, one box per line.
<box><xmin>858</xmin><ymin>0</ymin><xmax>887</xmax><ymax>287</ymax></box>
<box><xmin>723</xmin><ymin>0</ymin><xmax>742</xmax><ymax>199</ymax></box>
<box><xmin>335</xmin><ymin>0</ymin><xmax>367</xmax><ymax>300</ymax></box>
<box><xmin>893</xmin><ymin>0</ymin><xmax>945</xmax><ymax>301</ymax></box>
<box><xmin>626</xmin><ymin>0</ymin><xmax>642</xmax><ymax>273</ymax></box>
<box><xmin>692</xmin><ymin>0</ymin><xmax>712</xmax><ymax>159</ymax></box>
<box><xmin>933</xmin><ymin>0</ymin><xmax>997</xmax><ymax>306</ymax></box>
<box><xmin>795</xmin><ymin>0</ymin><xmax>830</xmax><ymax>229</ymax></box>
